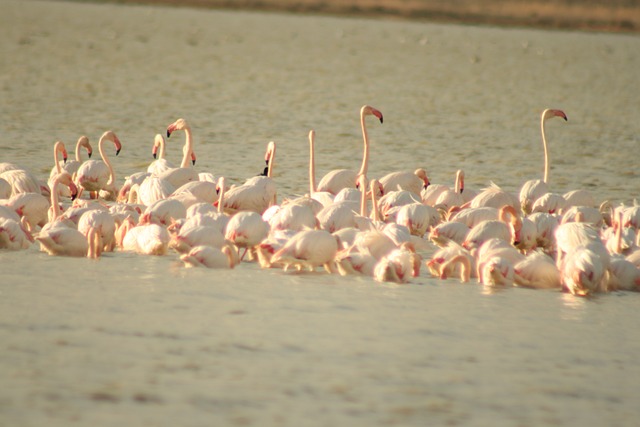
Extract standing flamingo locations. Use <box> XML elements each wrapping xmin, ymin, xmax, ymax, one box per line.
<box><xmin>164</xmin><ymin>118</ymin><xmax>199</xmax><ymax>188</ymax></box>
<box><xmin>316</xmin><ymin>105</ymin><xmax>383</xmax><ymax>194</ymax></box>
<box><xmin>76</xmin><ymin>130</ymin><xmax>122</xmax><ymax>200</ymax></box>
<box><xmin>222</xmin><ymin>142</ymin><xmax>277</xmax><ymax>214</ymax></box>
<box><xmin>519</xmin><ymin>109</ymin><xmax>567</xmax><ymax>214</ymax></box>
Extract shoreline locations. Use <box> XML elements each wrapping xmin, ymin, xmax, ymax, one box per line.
<box><xmin>71</xmin><ymin>0</ymin><xmax>640</xmax><ymax>33</ymax></box>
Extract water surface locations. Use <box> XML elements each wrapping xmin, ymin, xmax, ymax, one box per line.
<box><xmin>1</xmin><ymin>1</ymin><xmax>639</xmax><ymax>426</ymax></box>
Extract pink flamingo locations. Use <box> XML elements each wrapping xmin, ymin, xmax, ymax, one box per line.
<box><xmin>379</xmin><ymin>168</ymin><xmax>429</xmax><ymax>197</ymax></box>
<box><xmin>164</xmin><ymin>118</ymin><xmax>199</xmax><ymax>188</ymax></box>
<box><xmin>0</xmin><ymin>217</ymin><xmax>33</xmax><ymax>250</ymax></box>
<box><xmin>47</xmin><ymin>141</ymin><xmax>68</xmax><ymax>194</ymax></box>
<box><xmin>76</xmin><ymin>130</ymin><xmax>122</xmax><ymax>200</ymax></box>
<box><xmin>373</xmin><ymin>243</ymin><xmax>420</xmax><ymax>284</ymax></box>
<box><xmin>513</xmin><ymin>252</ymin><xmax>561</xmax><ymax>289</ymax></box>
<box><xmin>519</xmin><ymin>109</ymin><xmax>567</xmax><ymax>214</ymax></box>
<box><xmin>316</xmin><ymin>105</ymin><xmax>383</xmax><ymax>195</ymax></box>
<box><xmin>181</xmin><ymin>245</ymin><xmax>236</xmax><ymax>269</ymax></box>
<box><xmin>224</xmin><ymin>211</ymin><xmax>270</xmax><ymax>260</ymax></box>
<box><xmin>121</xmin><ymin>223</ymin><xmax>171</xmax><ymax>255</ymax></box>
<box><xmin>222</xmin><ymin>141</ymin><xmax>277</xmax><ymax>214</ymax></box>
<box><xmin>270</xmin><ymin>229</ymin><xmax>339</xmax><ymax>273</ymax></box>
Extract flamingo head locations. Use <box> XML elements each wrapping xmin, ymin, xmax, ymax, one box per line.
<box><xmin>78</xmin><ymin>136</ymin><xmax>92</xmax><ymax>158</ymax></box>
<box><xmin>543</xmin><ymin>109</ymin><xmax>568</xmax><ymax>121</ymax></box>
<box><xmin>69</xmin><ymin>181</ymin><xmax>78</xmax><ymax>201</ymax></box>
<box><xmin>191</xmin><ymin>151</ymin><xmax>197</xmax><ymax>166</ymax></box>
<box><xmin>166</xmin><ymin>118</ymin><xmax>188</xmax><ymax>137</ymax></box>
<box><xmin>415</xmin><ymin>168</ymin><xmax>430</xmax><ymax>188</ymax></box>
<box><xmin>361</xmin><ymin>105</ymin><xmax>383</xmax><ymax>123</ymax></box>
<box><xmin>62</xmin><ymin>148</ymin><xmax>68</xmax><ymax>164</ymax></box>
<box><xmin>114</xmin><ymin>137</ymin><xmax>122</xmax><ymax>156</ymax></box>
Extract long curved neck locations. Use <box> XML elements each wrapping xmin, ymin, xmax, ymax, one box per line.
<box><xmin>180</xmin><ymin>126</ymin><xmax>194</xmax><ymax>168</ymax></box>
<box><xmin>98</xmin><ymin>134</ymin><xmax>116</xmax><ymax>186</ymax></box>
<box><xmin>267</xmin><ymin>143</ymin><xmax>275</xmax><ymax>178</ymax></box>
<box><xmin>75</xmin><ymin>137</ymin><xmax>87</xmax><ymax>162</ymax></box>
<box><xmin>357</xmin><ymin>109</ymin><xmax>370</xmax><ymax>177</ymax></box>
<box><xmin>308</xmin><ymin>131</ymin><xmax>316</xmax><ymax>194</ymax></box>
<box><xmin>158</xmin><ymin>136</ymin><xmax>166</xmax><ymax>160</ymax></box>
<box><xmin>541</xmin><ymin>111</ymin><xmax>550</xmax><ymax>184</ymax></box>
<box><xmin>53</xmin><ymin>141</ymin><xmax>64</xmax><ymax>174</ymax></box>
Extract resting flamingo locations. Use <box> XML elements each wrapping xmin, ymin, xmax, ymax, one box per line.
<box><xmin>316</xmin><ymin>105</ymin><xmax>383</xmax><ymax>195</ymax></box>
<box><xmin>519</xmin><ymin>109</ymin><xmax>567</xmax><ymax>214</ymax></box>
<box><xmin>76</xmin><ymin>130</ymin><xmax>122</xmax><ymax>200</ymax></box>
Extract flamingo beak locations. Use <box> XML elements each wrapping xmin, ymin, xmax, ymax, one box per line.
<box><xmin>191</xmin><ymin>152</ymin><xmax>197</xmax><ymax>166</ymax></box>
<box><xmin>88</xmin><ymin>150</ymin><xmax>92</xmax><ymax>158</ymax></box>
<box><xmin>166</xmin><ymin>124</ymin><xmax>175</xmax><ymax>138</ymax></box>
<box><xmin>70</xmin><ymin>182</ymin><xmax>78</xmax><ymax>201</ymax></box>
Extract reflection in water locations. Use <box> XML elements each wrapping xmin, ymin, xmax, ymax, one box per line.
<box><xmin>560</xmin><ymin>292</ymin><xmax>589</xmax><ymax>321</ymax></box>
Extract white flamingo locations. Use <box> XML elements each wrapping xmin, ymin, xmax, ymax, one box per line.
<box><xmin>379</xmin><ymin>168</ymin><xmax>429</xmax><ymax>197</ymax></box>
<box><xmin>164</xmin><ymin>118</ymin><xmax>199</xmax><ymax>188</ymax></box>
<box><xmin>181</xmin><ymin>245</ymin><xmax>236</xmax><ymax>269</ymax></box>
<box><xmin>513</xmin><ymin>252</ymin><xmax>561</xmax><ymax>289</ymax></box>
<box><xmin>76</xmin><ymin>130</ymin><xmax>122</xmax><ymax>200</ymax></box>
<box><xmin>519</xmin><ymin>108</ymin><xmax>567</xmax><ymax>214</ymax></box>
<box><xmin>316</xmin><ymin>105</ymin><xmax>383</xmax><ymax>194</ymax></box>
<box><xmin>271</xmin><ymin>229</ymin><xmax>338</xmax><ymax>273</ymax></box>
<box><xmin>224</xmin><ymin>211</ymin><xmax>269</xmax><ymax>260</ymax></box>
<box><xmin>121</xmin><ymin>223</ymin><xmax>171</xmax><ymax>256</ymax></box>
<box><xmin>222</xmin><ymin>141</ymin><xmax>277</xmax><ymax>214</ymax></box>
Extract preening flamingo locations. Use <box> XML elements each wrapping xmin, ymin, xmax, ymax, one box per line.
<box><xmin>519</xmin><ymin>108</ymin><xmax>567</xmax><ymax>214</ymax></box>
<box><xmin>316</xmin><ymin>105</ymin><xmax>383</xmax><ymax>195</ymax></box>
<box><xmin>76</xmin><ymin>130</ymin><xmax>122</xmax><ymax>200</ymax></box>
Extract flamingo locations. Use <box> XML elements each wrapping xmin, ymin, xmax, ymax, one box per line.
<box><xmin>0</xmin><ymin>217</ymin><xmax>33</xmax><ymax>250</ymax></box>
<box><xmin>164</xmin><ymin>118</ymin><xmax>199</xmax><ymax>188</ymax></box>
<box><xmin>0</xmin><ymin>178</ymin><xmax>11</xmax><ymax>199</ymax></box>
<box><xmin>50</xmin><ymin>136</ymin><xmax>92</xmax><ymax>180</ymax></box>
<box><xmin>180</xmin><ymin>245</ymin><xmax>236</xmax><ymax>269</ymax></box>
<box><xmin>513</xmin><ymin>252</ymin><xmax>561</xmax><ymax>289</ymax></box>
<box><xmin>4</xmin><ymin>192</ymin><xmax>50</xmax><ymax>232</ymax></box>
<box><xmin>519</xmin><ymin>108</ymin><xmax>567</xmax><ymax>214</ymax></box>
<box><xmin>476</xmin><ymin>238</ymin><xmax>524</xmax><ymax>281</ymax></box>
<box><xmin>147</xmin><ymin>134</ymin><xmax>173</xmax><ymax>175</ymax></box>
<box><xmin>433</xmin><ymin>169</ymin><xmax>466</xmax><ymax>210</ymax></box>
<box><xmin>267</xmin><ymin>202</ymin><xmax>318</xmax><ymax>232</ymax></box>
<box><xmin>437</xmin><ymin>254</ymin><xmax>472</xmax><ymax>283</ymax></box>
<box><xmin>560</xmin><ymin>246</ymin><xmax>608</xmax><ymax>296</ymax></box>
<box><xmin>121</xmin><ymin>223</ymin><xmax>171</xmax><ymax>255</ymax></box>
<box><xmin>76</xmin><ymin>130</ymin><xmax>122</xmax><ymax>200</ymax></box>
<box><xmin>47</xmin><ymin>140</ymin><xmax>68</xmax><ymax>193</ymax></box>
<box><xmin>77</xmin><ymin>209</ymin><xmax>116</xmax><ymax>252</ymax></box>
<box><xmin>140</xmin><ymin>198</ymin><xmax>187</xmax><ymax>227</ymax></box>
<box><xmin>316</xmin><ymin>105</ymin><xmax>383</xmax><ymax>194</ymax></box>
<box><xmin>222</xmin><ymin>141</ymin><xmax>277</xmax><ymax>214</ymax></box>
<box><xmin>0</xmin><ymin>168</ymin><xmax>48</xmax><ymax>197</ymax></box>
<box><xmin>469</xmin><ymin>182</ymin><xmax>519</xmax><ymax>212</ymax></box>
<box><xmin>270</xmin><ymin>229</ymin><xmax>339</xmax><ymax>273</ymax></box>
<box><xmin>379</xmin><ymin>168</ymin><xmax>429</xmax><ymax>197</ymax></box>
<box><xmin>46</xmin><ymin>172</ymin><xmax>78</xmax><ymax>223</ymax></box>
<box><xmin>36</xmin><ymin>220</ymin><xmax>97</xmax><ymax>257</ymax></box>
<box><xmin>373</xmin><ymin>243</ymin><xmax>420</xmax><ymax>284</ymax></box>
<box><xmin>429</xmin><ymin>221</ymin><xmax>470</xmax><ymax>247</ymax></box>
<box><xmin>224</xmin><ymin>211</ymin><xmax>269</xmax><ymax>260</ymax></box>
<box><xmin>138</xmin><ymin>175</ymin><xmax>175</xmax><ymax>207</ymax></box>
<box><xmin>170</xmin><ymin>224</ymin><xmax>226</xmax><ymax>254</ymax></box>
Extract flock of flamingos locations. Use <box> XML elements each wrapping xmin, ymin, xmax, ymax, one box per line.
<box><xmin>1</xmin><ymin>105</ymin><xmax>639</xmax><ymax>296</ymax></box>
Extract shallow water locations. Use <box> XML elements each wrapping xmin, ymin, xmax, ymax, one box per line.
<box><xmin>1</xmin><ymin>1</ymin><xmax>639</xmax><ymax>426</ymax></box>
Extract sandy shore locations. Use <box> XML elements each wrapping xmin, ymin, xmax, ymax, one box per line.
<box><xmin>81</xmin><ymin>0</ymin><xmax>640</xmax><ymax>32</ymax></box>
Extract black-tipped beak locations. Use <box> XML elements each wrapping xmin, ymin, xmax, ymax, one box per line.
<box><xmin>192</xmin><ymin>159</ymin><xmax>196</xmax><ymax>166</ymax></box>
<box><xmin>116</xmin><ymin>148</ymin><xmax>121</xmax><ymax>156</ymax></box>
<box><xmin>88</xmin><ymin>152</ymin><xmax>93</xmax><ymax>158</ymax></box>
<box><xmin>379</xmin><ymin>116</ymin><xmax>383</xmax><ymax>124</ymax></box>
<box><xmin>166</xmin><ymin>130</ymin><xmax>172</xmax><ymax>138</ymax></box>
<box><xmin>71</xmin><ymin>192</ymin><xmax>77</xmax><ymax>202</ymax></box>
<box><xmin>63</xmin><ymin>157</ymin><xmax>68</xmax><ymax>164</ymax></box>
<box><xmin>153</xmin><ymin>153</ymin><xmax>157</xmax><ymax>160</ymax></box>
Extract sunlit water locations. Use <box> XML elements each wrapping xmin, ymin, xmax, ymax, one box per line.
<box><xmin>1</xmin><ymin>1</ymin><xmax>639</xmax><ymax>426</ymax></box>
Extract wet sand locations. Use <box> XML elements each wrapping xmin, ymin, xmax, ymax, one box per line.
<box><xmin>81</xmin><ymin>0</ymin><xmax>640</xmax><ymax>32</ymax></box>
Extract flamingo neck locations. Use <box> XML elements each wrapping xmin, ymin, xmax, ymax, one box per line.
<box><xmin>357</xmin><ymin>110</ymin><xmax>370</xmax><ymax>177</ymax></box>
<box><xmin>75</xmin><ymin>137</ymin><xmax>88</xmax><ymax>162</ymax></box>
<box><xmin>53</xmin><ymin>141</ymin><xmax>64</xmax><ymax>174</ymax></box>
<box><xmin>370</xmin><ymin>181</ymin><xmax>380</xmax><ymax>222</ymax></box>
<box><xmin>309</xmin><ymin>131</ymin><xmax>316</xmax><ymax>194</ymax></box>
<box><xmin>454</xmin><ymin>170</ymin><xmax>463</xmax><ymax>194</ymax></box>
<box><xmin>615</xmin><ymin>210</ymin><xmax>623</xmax><ymax>254</ymax></box>
<box><xmin>217</xmin><ymin>178</ymin><xmax>226</xmax><ymax>214</ymax></box>
<box><xmin>98</xmin><ymin>134</ymin><xmax>116</xmax><ymax>187</ymax></box>
<box><xmin>50</xmin><ymin>176</ymin><xmax>63</xmax><ymax>220</ymax></box>
<box><xmin>158</xmin><ymin>136</ymin><xmax>166</xmax><ymax>160</ymax></box>
<box><xmin>180</xmin><ymin>126</ymin><xmax>194</xmax><ymax>168</ymax></box>
<box><xmin>541</xmin><ymin>110</ymin><xmax>550</xmax><ymax>184</ymax></box>
<box><xmin>267</xmin><ymin>143</ymin><xmax>275</xmax><ymax>178</ymax></box>
<box><xmin>359</xmin><ymin>176</ymin><xmax>367</xmax><ymax>217</ymax></box>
